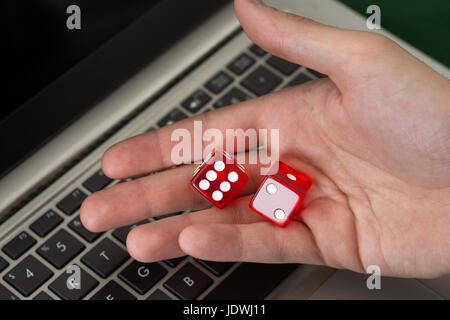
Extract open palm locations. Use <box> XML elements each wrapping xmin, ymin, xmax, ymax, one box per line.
<box><xmin>81</xmin><ymin>0</ymin><xmax>450</xmax><ymax>278</ymax></box>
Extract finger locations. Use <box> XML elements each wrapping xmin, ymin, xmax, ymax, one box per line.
<box><xmin>126</xmin><ymin>196</ymin><xmax>265</xmax><ymax>262</ymax></box>
<box><xmin>179</xmin><ymin>219</ymin><xmax>324</xmax><ymax>265</ymax></box>
<box><xmin>102</xmin><ymin>98</ymin><xmax>264</xmax><ymax>180</ymax></box>
<box><xmin>81</xmin><ymin>155</ymin><xmax>266</xmax><ymax>232</ymax></box>
<box><xmin>234</xmin><ymin>0</ymin><xmax>361</xmax><ymax>82</ymax></box>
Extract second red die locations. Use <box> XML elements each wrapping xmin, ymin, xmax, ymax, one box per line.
<box><xmin>191</xmin><ymin>150</ymin><xmax>248</xmax><ymax>208</ymax></box>
<box><xmin>249</xmin><ymin>161</ymin><xmax>312</xmax><ymax>227</ymax></box>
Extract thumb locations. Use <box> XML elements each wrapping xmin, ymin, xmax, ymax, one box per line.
<box><xmin>234</xmin><ymin>0</ymin><xmax>361</xmax><ymax>83</ymax></box>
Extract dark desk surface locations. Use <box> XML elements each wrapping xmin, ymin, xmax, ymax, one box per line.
<box><xmin>339</xmin><ymin>0</ymin><xmax>450</xmax><ymax>68</ymax></box>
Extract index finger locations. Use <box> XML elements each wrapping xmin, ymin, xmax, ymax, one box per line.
<box><xmin>102</xmin><ymin>97</ymin><xmax>264</xmax><ymax>179</ymax></box>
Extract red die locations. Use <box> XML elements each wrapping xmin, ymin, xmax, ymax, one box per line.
<box><xmin>249</xmin><ymin>161</ymin><xmax>312</xmax><ymax>227</ymax></box>
<box><xmin>191</xmin><ymin>150</ymin><xmax>248</xmax><ymax>209</ymax></box>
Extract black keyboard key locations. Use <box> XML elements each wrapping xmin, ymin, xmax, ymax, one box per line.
<box><xmin>83</xmin><ymin>169</ymin><xmax>113</xmax><ymax>193</ymax></box>
<box><xmin>214</xmin><ymin>87</ymin><xmax>252</xmax><ymax>109</ymax></box>
<box><xmin>49</xmin><ymin>266</ymin><xmax>98</xmax><ymax>300</ymax></box>
<box><xmin>205</xmin><ymin>263</ymin><xmax>298</xmax><ymax>300</ymax></box>
<box><xmin>157</xmin><ymin>108</ymin><xmax>188</xmax><ymax>127</ymax></box>
<box><xmin>164</xmin><ymin>262</ymin><xmax>212</xmax><ymax>300</ymax></box>
<box><xmin>195</xmin><ymin>259</ymin><xmax>234</xmax><ymax>277</ymax></box>
<box><xmin>287</xmin><ymin>73</ymin><xmax>313</xmax><ymax>87</ymax></box>
<box><xmin>153</xmin><ymin>212</ymin><xmax>182</xmax><ymax>221</ymax></box>
<box><xmin>33</xmin><ymin>291</ymin><xmax>54</xmax><ymax>300</ymax></box>
<box><xmin>2</xmin><ymin>231</ymin><xmax>36</xmax><ymax>260</ymax></box>
<box><xmin>241</xmin><ymin>66</ymin><xmax>282</xmax><ymax>96</ymax></box>
<box><xmin>267</xmin><ymin>56</ymin><xmax>299</xmax><ymax>75</ymax></box>
<box><xmin>307</xmin><ymin>68</ymin><xmax>327</xmax><ymax>78</ymax></box>
<box><xmin>37</xmin><ymin>229</ymin><xmax>85</xmax><ymax>269</ymax></box>
<box><xmin>81</xmin><ymin>238</ymin><xmax>129</xmax><ymax>278</ymax></box>
<box><xmin>112</xmin><ymin>220</ymin><xmax>147</xmax><ymax>245</ymax></box>
<box><xmin>0</xmin><ymin>284</ymin><xmax>19</xmax><ymax>300</ymax></box>
<box><xmin>90</xmin><ymin>280</ymin><xmax>136</xmax><ymax>300</ymax></box>
<box><xmin>69</xmin><ymin>215</ymin><xmax>102</xmax><ymax>243</ymax></box>
<box><xmin>57</xmin><ymin>188</ymin><xmax>87</xmax><ymax>215</ymax></box>
<box><xmin>0</xmin><ymin>255</ymin><xmax>9</xmax><ymax>272</ymax></box>
<box><xmin>147</xmin><ymin>289</ymin><xmax>173</xmax><ymax>300</ymax></box>
<box><xmin>3</xmin><ymin>255</ymin><xmax>53</xmax><ymax>297</ymax></box>
<box><xmin>227</xmin><ymin>53</ymin><xmax>255</xmax><ymax>75</ymax></box>
<box><xmin>181</xmin><ymin>89</ymin><xmax>211</xmax><ymax>114</ymax></box>
<box><xmin>205</xmin><ymin>71</ymin><xmax>233</xmax><ymax>94</ymax></box>
<box><xmin>249</xmin><ymin>44</ymin><xmax>266</xmax><ymax>57</ymax></box>
<box><xmin>30</xmin><ymin>210</ymin><xmax>63</xmax><ymax>237</ymax></box>
<box><xmin>164</xmin><ymin>256</ymin><xmax>186</xmax><ymax>268</ymax></box>
<box><xmin>118</xmin><ymin>261</ymin><xmax>167</xmax><ymax>295</ymax></box>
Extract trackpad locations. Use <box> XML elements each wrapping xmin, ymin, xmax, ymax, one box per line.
<box><xmin>309</xmin><ymin>270</ymin><xmax>443</xmax><ymax>300</ymax></box>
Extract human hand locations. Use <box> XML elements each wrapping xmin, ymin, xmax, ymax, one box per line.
<box><xmin>80</xmin><ymin>0</ymin><xmax>450</xmax><ymax>278</ymax></box>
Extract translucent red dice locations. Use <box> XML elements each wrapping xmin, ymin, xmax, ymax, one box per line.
<box><xmin>249</xmin><ymin>161</ymin><xmax>312</xmax><ymax>227</ymax></box>
<box><xmin>191</xmin><ymin>150</ymin><xmax>248</xmax><ymax>209</ymax></box>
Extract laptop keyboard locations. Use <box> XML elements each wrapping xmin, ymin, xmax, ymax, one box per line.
<box><xmin>0</xmin><ymin>41</ymin><xmax>326</xmax><ymax>300</ymax></box>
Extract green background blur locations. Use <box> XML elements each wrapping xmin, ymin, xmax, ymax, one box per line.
<box><xmin>339</xmin><ymin>0</ymin><xmax>450</xmax><ymax>67</ymax></box>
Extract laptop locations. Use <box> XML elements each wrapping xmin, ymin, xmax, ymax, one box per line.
<box><xmin>1</xmin><ymin>0</ymin><xmax>449</xmax><ymax>300</ymax></box>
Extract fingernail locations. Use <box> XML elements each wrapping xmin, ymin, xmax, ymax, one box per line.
<box><xmin>250</xmin><ymin>0</ymin><xmax>266</xmax><ymax>8</ymax></box>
